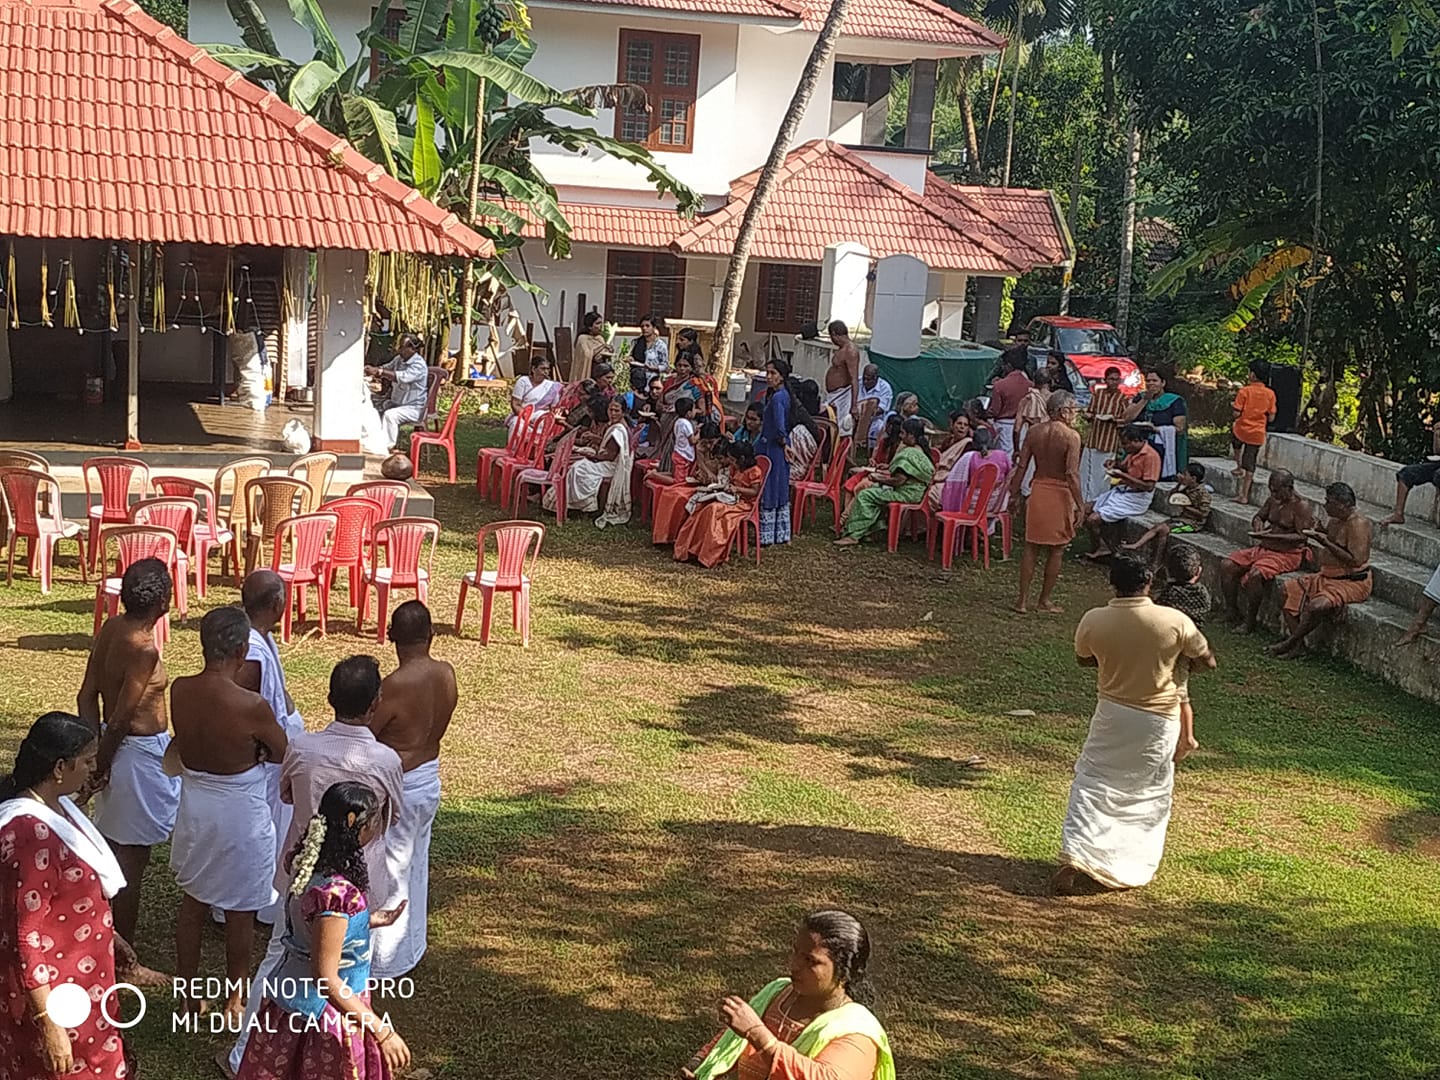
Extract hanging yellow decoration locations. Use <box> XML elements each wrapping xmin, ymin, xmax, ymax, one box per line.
<box><xmin>222</xmin><ymin>250</ymin><xmax>235</xmax><ymax>335</ymax></box>
<box><xmin>39</xmin><ymin>246</ymin><xmax>51</xmax><ymax>327</ymax></box>
<box><xmin>106</xmin><ymin>246</ymin><xmax>118</xmax><ymax>331</ymax></box>
<box><xmin>6</xmin><ymin>241</ymin><xmax>16</xmax><ymax>330</ymax></box>
<box><xmin>150</xmin><ymin>244</ymin><xmax>166</xmax><ymax>333</ymax></box>
<box><xmin>62</xmin><ymin>249</ymin><xmax>79</xmax><ymax>330</ymax></box>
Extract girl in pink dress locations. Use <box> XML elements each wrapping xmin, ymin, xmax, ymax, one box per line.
<box><xmin>0</xmin><ymin>712</ymin><xmax>128</xmax><ymax>1080</ymax></box>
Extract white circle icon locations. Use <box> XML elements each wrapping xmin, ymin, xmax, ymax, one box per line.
<box><xmin>45</xmin><ymin>983</ymin><xmax>93</xmax><ymax>1027</ymax></box>
<box><xmin>100</xmin><ymin>983</ymin><xmax>146</xmax><ymax>1029</ymax></box>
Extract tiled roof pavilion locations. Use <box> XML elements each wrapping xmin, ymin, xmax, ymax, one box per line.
<box><xmin>0</xmin><ymin>0</ymin><xmax>491</xmax><ymax>257</ymax></box>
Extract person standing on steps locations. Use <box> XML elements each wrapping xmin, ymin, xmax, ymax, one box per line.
<box><xmin>369</xmin><ymin>602</ymin><xmax>456</xmax><ymax>979</ymax></box>
<box><xmin>1382</xmin><ymin>418</ymin><xmax>1440</xmax><ymax>525</ymax></box>
<box><xmin>1230</xmin><ymin>360</ymin><xmax>1277</xmax><ymax>506</ymax></box>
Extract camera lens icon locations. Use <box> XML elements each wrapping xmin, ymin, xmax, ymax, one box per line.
<box><xmin>45</xmin><ymin>981</ymin><xmax>146</xmax><ymax>1030</ymax></box>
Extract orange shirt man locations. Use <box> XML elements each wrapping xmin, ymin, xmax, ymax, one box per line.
<box><xmin>1231</xmin><ymin>361</ymin><xmax>1277</xmax><ymax>505</ymax></box>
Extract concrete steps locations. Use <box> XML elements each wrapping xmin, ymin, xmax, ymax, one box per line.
<box><xmin>1126</xmin><ymin>445</ymin><xmax>1440</xmax><ymax>704</ymax></box>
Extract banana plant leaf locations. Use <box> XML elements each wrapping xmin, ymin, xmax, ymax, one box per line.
<box><xmin>418</xmin><ymin>49</ymin><xmax>567</xmax><ymax>105</ymax></box>
<box><xmin>225</xmin><ymin>0</ymin><xmax>277</xmax><ymax>57</ymax></box>
<box><xmin>343</xmin><ymin>96</ymin><xmax>401</xmax><ymax>176</ymax></box>
<box><xmin>289</xmin><ymin>59</ymin><xmax>342</xmax><ymax>112</ymax></box>
<box><xmin>286</xmin><ymin>0</ymin><xmax>345</xmax><ymax>70</ymax></box>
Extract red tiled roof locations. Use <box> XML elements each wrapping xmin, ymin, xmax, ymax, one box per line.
<box><xmin>668</xmin><ymin>140</ymin><xmax>1063</xmax><ymax>274</ymax></box>
<box><xmin>521</xmin><ymin>202</ymin><xmax>691</xmax><ymax>247</ymax></box>
<box><xmin>544</xmin><ymin>0</ymin><xmax>1001</xmax><ymax>48</ymax></box>
<box><xmin>0</xmin><ymin>0</ymin><xmax>490</xmax><ymax>257</ymax></box>
<box><xmin>928</xmin><ymin>180</ymin><xmax>1071</xmax><ymax>265</ymax></box>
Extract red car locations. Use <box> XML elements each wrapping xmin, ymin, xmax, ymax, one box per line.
<box><xmin>1026</xmin><ymin>316</ymin><xmax>1143</xmax><ymax>397</ymax></box>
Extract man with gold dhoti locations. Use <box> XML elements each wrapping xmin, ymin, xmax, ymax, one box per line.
<box><xmin>1011</xmin><ymin>391</ymin><xmax>1082</xmax><ymax>614</ymax></box>
<box><xmin>1267</xmin><ymin>481</ymin><xmax>1373</xmax><ymax>659</ymax></box>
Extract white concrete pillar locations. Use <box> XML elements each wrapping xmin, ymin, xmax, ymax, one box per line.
<box><xmin>869</xmin><ymin>253</ymin><xmax>927</xmax><ymax>359</ymax></box>
<box><xmin>819</xmin><ymin>242</ymin><xmax>869</xmax><ymax>333</ymax></box>
<box><xmin>313</xmin><ymin>249</ymin><xmax>367</xmax><ymax>452</ymax></box>
<box><xmin>937</xmin><ymin>272</ymin><xmax>968</xmax><ymax>337</ymax></box>
<box><xmin>282</xmin><ymin>248</ymin><xmax>310</xmax><ymax>390</ymax></box>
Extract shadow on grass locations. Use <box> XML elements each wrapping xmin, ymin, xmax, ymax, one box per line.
<box><xmin>12</xmin><ymin>632</ymin><xmax>95</xmax><ymax>652</ymax></box>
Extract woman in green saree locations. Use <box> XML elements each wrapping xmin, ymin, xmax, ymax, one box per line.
<box><xmin>682</xmin><ymin>910</ymin><xmax>894</xmax><ymax>1080</ymax></box>
<box><xmin>835</xmin><ymin>419</ymin><xmax>935</xmax><ymax>546</ymax></box>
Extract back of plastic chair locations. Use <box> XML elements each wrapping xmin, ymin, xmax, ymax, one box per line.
<box><xmin>424</xmin><ymin>366</ymin><xmax>447</xmax><ymax>427</ymax></box>
<box><xmin>324</xmin><ymin>497</ymin><xmax>384</xmax><ymax>565</ymax></box>
<box><xmin>287</xmin><ymin>452</ymin><xmax>339</xmax><ymax>501</ymax></box>
<box><xmin>824</xmin><ymin>438</ymin><xmax>852</xmax><ymax>498</ymax></box>
<box><xmin>372</xmin><ymin>517</ymin><xmax>439</xmax><ymax>586</ymax></box>
<box><xmin>0</xmin><ymin>450</ymin><xmax>49</xmax><ymax>471</ymax></box>
<box><xmin>131</xmin><ymin>497</ymin><xmax>198</xmax><ymax>552</ymax></box>
<box><xmin>508</xmin><ymin>405</ymin><xmax>535</xmax><ymax>451</ymax></box>
<box><xmin>215</xmin><ymin>456</ymin><xmax>271</xmax><ymax>529</ymax></box>
<box><xmin>273</xmin><ymin>512</ymin><xmax>337</xmax><ymax>572</ymax></box>
<box><xmin>436</xmin><ymin>388</ymin><xmax>465</xmax><ymax>439</ymax></box>
<box><xmin>962</xmin><ymin>462</ymin><xmax>1000</xmax><ymax>518</ymax></box>
<box><xmin>345</xmin><ymin>480</ymin><xmax>408</xmax><ymax>518</ymax></box>
<box><xmin>85</xmin><ymin>456</ymin><xmax>149</xmax><ymax>515</ymax></box>
<box><xmin>103</xmin><ymin>525</ymin><xmax>177</xmax><ymax>578</ymax></box>
<box><xmin>247</xmin><ymin>476</ymin><xmax>316</xmax><ymax>537</ymax></box>
<box><xmin>0</xmin><ymin>467</ymin><xmax>47</xmax><ymax>533</ymax></box>
<box><xmin>152</xmin><ymin>477</ymin><xmax>221</xmax><ymax>532</ymax></box>
<box><xmin>477</xmin><ymin>520</ymin><xmax>544</xmax><ymax>588</ymax></box>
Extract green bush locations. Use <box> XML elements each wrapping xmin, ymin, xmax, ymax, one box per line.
<box><xmin>1165</xmin><ymin>320</ymin><xmax>1239</xmax><ymax>379</ymax></box>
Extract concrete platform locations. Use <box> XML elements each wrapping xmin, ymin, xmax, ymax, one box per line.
<box><xmin>1128</xmin><ymin>452</ymin><xmax>1440</xmax><ymax>704</ymax></box>
<box><xmin>1260</xmin><ymin>432</ymin><xmax>1435</xmax><ymax>524</ymax></box>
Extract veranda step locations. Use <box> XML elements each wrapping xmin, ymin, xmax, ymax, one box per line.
<box><xmin>1127</xmin><ymin>511</ymin><xmax>1438</xmax><ymax>704</ymax></box>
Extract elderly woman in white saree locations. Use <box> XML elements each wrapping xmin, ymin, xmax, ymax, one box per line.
<box><xmin>545</xmin><ymin>397</ymin><xmax>634</xmax><ymax>527</ymax></box>
<box><xmin>1056</xmin><ymin>556</ymin><xmax>1215</xmax><ymax>895</ymax></box>
<box><xmin>508</xmin><ymin>357</ymin><xmax>562</xmax><ymax>432</ymax></box>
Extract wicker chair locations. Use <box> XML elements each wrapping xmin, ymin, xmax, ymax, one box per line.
<box><xmin>243</xmin><ymin>476</ymin><xmax>315</xmax><ymax>575</ymax></box>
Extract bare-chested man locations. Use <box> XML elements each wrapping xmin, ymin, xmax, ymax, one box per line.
<box><xmin>1218</xmin><ymin>469</ymin><xmax>1316</xmax><ymax>632</ymax></box>
<box><xmin>76</xmin><ymin>557</ymin><xmax>180</xmax><ymax>952</ymax></box>
<box><xmin>169</xmin><ymin>606</ymin><xmax>288</xmax><ymax>1023</ymax></box>
<box><xmin>368</xmin><ymin>601</ymin><xmax>456</xmax><ymax>978</ymax></box>
<box><xmin>824</xmin><ymin>320</ymin><xmax>861</xmax><ymax>434</ymax></box>
<box><xmin>1011</xmin><ymin>391</ymin><xmax>1083</xmax><ymax>614</ymax></box>
<box><xmin>1267</xmin><ymin>481</ymin><xmax>1373</xmax><ymax>658</ymax></box>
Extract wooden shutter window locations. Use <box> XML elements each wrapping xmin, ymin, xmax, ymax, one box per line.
<box><xmin>755</xmin><ymin>264</ymin><xmax>822</xmax><ymax>334</ymax></box>
<box><xmin>605</xmin><ymin>250</ymin><xmax>687</xmax><ymax>326</ymax></box>
<box><xmin>615</xmin><ymin>30</ymin><xmax>699</xmax><ymax>153</ymax></box>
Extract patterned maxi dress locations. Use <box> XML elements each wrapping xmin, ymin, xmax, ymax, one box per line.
<box><xmin>758</xmin><ymin>385</ymin><xmax>792</xmax><ymax>546</ymax></box>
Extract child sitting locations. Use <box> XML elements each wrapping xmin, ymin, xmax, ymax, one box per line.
<box><xmin>1157</xmin><ymin>545</ymin><xmax>1210</xmax><ymax>763</ymax></box>
<box><xmin>1121</xmin><ymin>462</ymin><xmax>1213</xmax><ymax>569</ymax></box>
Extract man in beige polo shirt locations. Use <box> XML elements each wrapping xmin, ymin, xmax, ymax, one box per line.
<box><xmin>1055</xmin><ymin>556</ymin><xmax>1216</xmax><ymax>895</ymax></box>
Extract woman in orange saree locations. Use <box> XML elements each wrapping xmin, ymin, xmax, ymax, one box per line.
<box><xmin>652</xmin><ymin>421</ymin><xmax>726</xmax><ymax>545</ymax></box>
<box><xmin>673</xmin><ymin>441</ymin><xmax>765</xmax><ymax>568</ymax></box>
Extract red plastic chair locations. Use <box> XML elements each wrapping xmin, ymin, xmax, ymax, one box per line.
<box><xmin>321</xmin><ymin>496</ymin><xmax>384</xmax><ymax>612</ymax></box>
<box><xmin>791</xmin><ymin>436</ymin><xmax>851</xmax><ymax>537</ymax></box>
<box><xmin>270</xmin><ymin>512</ymin><xmax>338</xmax><ymax>643</ymax></box>
<box><xmin>496</xmin><ymin>413</ymin><xmax>556</xmax><ymax>511</ymax></box>
<box><xmin>989</xmin><ymin>486</ymin><xmax>1015</xmax><ymax>561</ymax></box>
<box><xmin>345</xmin><ymin>480</ymin><xmax>410</xmax><ymax>519</ymax></box>
<box><xmin>359</xmin><ymin>517</ymin><xmax>439</xmax><ymax>643</ymax></box>
<box><xmin>151</xmin><ymin>476</ymin><xmax>232</xmax><ymax>599</ymax></box>
<box><xmin>931</xmin><ymin>463</ymin><xmax>1001</xmax><ymax>570</ymax></box>
<box><xmin>514</xmin><ymin>429</ymin><xmax>578</xmax><ymax>522</ymax></box>
<box><xmin>423</xmin><ymin>366</ymin><xmax>447</xmax><ymax>430</ymax></box>
<box><xmin>886</xmin><ymin>497</ymin><xmax>934</xmax><ymax>554</ymax></box>
<box><xmin>731</xmin><ymin>455</ymin><xmax>773</xmax><ymax>565</ymax></box>
<box><xmin>478</xmin><ymin>404</ymin><xmax>533</xmax><ymax>498</ymax></box>
<box><xmin>410</xmin><ymin>387</ymin><xmax>465</xmax><ymax>482</ymax></box>
<box><xmin>456</xmin><ymin>520</ymin><xmax>545</xmax><ymax>646</ymax></box>
<box><xmin>84</xmin><ymin>456</ymin><xmax>150</xmax><ymax>571</ymax></box>
<box><xmin>0</xmin><ymin>468</ymin><xmax>87</xmax><ymax>593</ymax></box>
<box><xmin>130</xmin><ymin>497</ymin><xmax>197</xmax><ymax>618</ymax></box>
<box><xmin>93</xmin><ymin>525</ymin><xmax>177</xmax><ymax>644</ymax></box>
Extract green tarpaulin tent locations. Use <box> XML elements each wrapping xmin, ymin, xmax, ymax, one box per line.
<box><xmin>865</xmin><ymin>338</ymin><xmax>1001</xmax><ymax>423</ymax></box>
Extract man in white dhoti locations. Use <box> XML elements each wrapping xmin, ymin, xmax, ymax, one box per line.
<box><xmin>987</xmin><ymin>353</ymin><xmax>1032</xmax><ymax>456</ymax></box>
<box><xmin>366</xmin><ymin>333</ymin><xmax>429</xmax><ymax>450</ymax></box>
<box><xmin>76</xmin><ymin>557</ymin><xmax>180</xmax><ymax>955</ymax></box>
<box><xmin>369</xmin><ymin>601</ymin><xmax>457</xmax><ymax>979</ymax></box>
<box><xmin>238</xmin><ymin>569</ymin><xmax>307</xmax><ymax>926</ymax></box>
<box><xmin>857</xmin><ymin>363</ymin><xmax>893</xmax><ymax>447</ymax></box>
<box><xmin>823</xmin><ymin>321</ymin><xmax>861</xmax><ymax>435</ymax></box>
<box><xmin>169</xmin><ymin>607</ymin><xmax>289</xmax><ymax>1024</ymax></box>
<box><xmin>1083</xmin><ymin>425</ymin><xmax>1162</xmax><ymax>560</ymax></box>
<box><xmin>224</xmin><ymin>655</ymin><xmax>403</xmax><ymax>1076</ymax></box>
<box><xmin>1056</xmin><ymin>556</ymin><xmax>1215</xmax><ymax>894</ymax></box>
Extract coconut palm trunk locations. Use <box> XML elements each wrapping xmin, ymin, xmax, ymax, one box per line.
<box><xmin>1114</xmin><ymin>104</ymin><xmax>1141</xmax><ymax>341</ymax></box>
<box><xmin>710</xmin><ymin>0</ymin><xmax>851</xmax><ymax>376</ymax></box>
<box><xmin>1002</xmin><ymin>3</ymin><xmax>1022</xmax><ymax>186</ymax></box>
<box><xmin>459</xmin><ymin>75</ymin><xmax>488</xmax><ymax>377</ymax></box>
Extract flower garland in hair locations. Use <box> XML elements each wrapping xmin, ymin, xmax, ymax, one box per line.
<box><xmin>288</xmin><ymin>814</ymin><xmax>328</xmax><ymax>896</ymax></box>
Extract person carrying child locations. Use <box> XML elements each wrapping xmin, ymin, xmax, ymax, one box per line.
<box><xmin>1231</xmin><ymin>360</ymin><xmax>1277</xmax><ymax>506</ymax></box>
<box><xmin>1156</xmin><ymin>545</ymin><xmax>1209</xmax><ymax>763</ymax></box>
<box><xmin>1122</xmin><ymin>462</ymin><xmax>1213</xmax><ymax>569</ymax></box>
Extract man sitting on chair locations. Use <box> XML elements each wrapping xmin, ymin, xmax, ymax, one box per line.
<box><xmin>366</xmin><ymin>334</ymin><xmax>429</xmax><ymax>452</ymax></box>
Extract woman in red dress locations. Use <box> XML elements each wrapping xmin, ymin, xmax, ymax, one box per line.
<box><xmin>0</xmin><ymin>712</ymin><xmax>129</xmax><ymax>1080</ymax></box>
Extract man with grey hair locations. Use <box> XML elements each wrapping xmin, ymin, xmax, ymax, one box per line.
<box><xmin>366</xmin><ymin>332</ymin><xmax>429</xmax><ymax>450</ymax></box>
<box><xmin>169</xmin><ymin>606</ymin><xmax>288</xmax><ymax>1023</ymax></box>
<box><xmin>1011</xmin><ymin>390</ymin><xmax>1083</xmax><ymax>614</ymax></box>
<box><xmin>857</xmin><ymin>362</ymin><xmax>893</xmax><ymax>446</ymax></box>
<box><xmin>239</xmin><ymin>569</ymin><xmax>306</xmax><ymax>926</ymax></box>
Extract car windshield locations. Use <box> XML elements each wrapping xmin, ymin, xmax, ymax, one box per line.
<box><xmin>1057</xmin><ymin>327</ymin><xmax>1126</xmax><ymax>356</ymax></box>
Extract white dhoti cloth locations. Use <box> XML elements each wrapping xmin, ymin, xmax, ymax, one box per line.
<box><xmin>823</xmin><ymin>386</ymin><xmax>854</xmax><ymax>435</ymax></box>
<box><xmin>92</xmin><ymin>733</ymin><xmax>180</xmax><ymax>846</ymax></box>
<box><xmin>259</xmin><ymin>709</ymin><xmax>305</xmax><ymax>925</ymax></box>
<box><xmin>369</xmin><ymin>759</ymin><xmax>440</xmax><ymax>978</ymax></box>
<box><xmin>1153</xmin><ymin>424</ymin><xmax>1178</xmax><ymax>478</ymax></box>
<box><xmin>1092</xmin><ymin>486</ymin><xmax>1153</xmax><ymax>523</ymax></box>
<box><xmin>1080</xmin><ymin>448</ymin><xmax>1113</xmax><ymax>503</ymax></box>
<box><xmin>1425</xmin><ymin>562</ymin><xmax>1440</xmax><ymax>605</ymax></box>
<box><xmin>170</xmin><ymin>766</ymin><xmax>277</xmax><ymax>911</ymax></box>
<box><xmin>994</xmin><ymin>418</ymin><xmax>1016</xmax><ymax>455</ymax></box>
<box><xmin>382</xmin><ymin>402</ymin><xmax>426</xmax><ymax>446</ymax></box>
<box><xmin>1060</xmin><ymin>698</ymin><xmax>1179</xmax><ymax>889</ymax></box>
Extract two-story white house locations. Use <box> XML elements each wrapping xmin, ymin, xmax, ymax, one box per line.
<box><xmin>188</xmin><ymin>0</ymin><xmax>1072</xmax><ymax>356</ymax></box>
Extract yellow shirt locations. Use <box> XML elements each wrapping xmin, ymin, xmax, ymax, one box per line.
<box><xmin>1074</xmin><ymin>596</ymin><xmax>1210</xmax><ymax>718</ymax></box>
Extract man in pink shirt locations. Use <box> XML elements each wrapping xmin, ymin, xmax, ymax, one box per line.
<box><xmin>223</xmin><ymin>655</ymin><xmax>404</xmax><ymax>1078</ymax></box>
<box><xmin>988</xmin><ymin>354</ymin><xmax>1033</xmax><ymax>455</ymax></box>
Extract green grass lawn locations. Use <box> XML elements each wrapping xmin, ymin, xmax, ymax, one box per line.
<box><xmin>1</xmin><ymin>414</ymin><xmax>1437</xmax><ymax>1079</ymax></box>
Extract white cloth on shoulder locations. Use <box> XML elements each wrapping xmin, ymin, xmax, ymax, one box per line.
<box><xmin>1092</xmin><ymin>485</ymin><xmax>1153</xmax><ymax>523</ymax></box>
<box><xmin>1080</xmin><ymin>447</ymin><xmax>1112</xmax><ymax>503</ymax></box>
<box><xmin>170</xmin><ymin>766</ymin><xmax>276</xmax><ymax>912</ymax></box>
<box><xmin>91</xmin><ymin>732</ymin><xmax>180</xmax><ymax>846</ymax></box>
<box><xmin>0</xmin><ymin>795</ymin><xmax>126</xmax><ymax>899</ymax></box>
<box><xmin>369</xmin><ymin>759</ymin><xmax>441</xmax><ymax>978</ymax></box>
<box><xmin>1060</xmin><ymin>697</ymin><xmax>1179</xmax><ymax>889</ymax></box>
<box><xmin>1153</xmin><ymin>423</ymin><xmax>1178</xmax><ymax>478</ymax></box>
<box><xmin>994</xmin><ymin>418</ymin><xmax>1016</xmax><ymax>456</ymax></box>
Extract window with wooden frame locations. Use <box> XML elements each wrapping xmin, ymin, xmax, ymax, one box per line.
<box><xmin>370</xmin><ymin>5</ymin><xmax>408</xmax><ymax>81</ymax></box>
<box><xmin>605</xmin><ymin>250</ymin><xmax>687</xmax><ymax>326</ymax></box>
<box><xmin>755</xmin><ymin>263</ymin><xmax>822</xmax><ymax>334</ymax></box>
<box><xmin>615</xmin><ymin>30</ymin><xmax>700</xmax><ymax>153</ymax></box>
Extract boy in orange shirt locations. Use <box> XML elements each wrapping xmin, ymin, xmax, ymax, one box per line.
<box><xmin>1231</xmin><ymin>360</ymin><xmax>1277</xmax><ymax>505</ymax></box>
